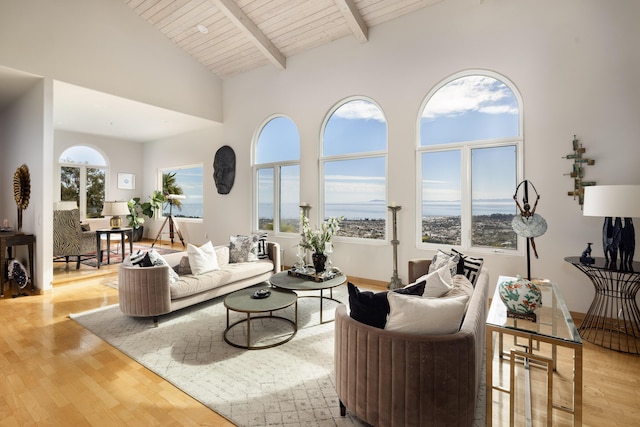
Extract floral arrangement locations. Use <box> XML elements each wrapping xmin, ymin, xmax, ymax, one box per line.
<box><xmin>299</xmin><ymin>215</ymin><xmax>344</xmax><ymax>254</ymax></box>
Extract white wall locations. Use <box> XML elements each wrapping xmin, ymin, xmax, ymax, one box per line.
<box><xmin>218</xmin><ymin>0</ymin><xmax>640</xmax><ymax>313</ymax></box>
<box><xmin>0</xmin><ymin>0</ymin><xmax>222</xmax><ymax>122</ymax></box>
<box><xmin>54</xmin><ymin>130</ymin><xmax>145</xmax><ymax>206</ymax></box>
<box><xmin>0</xmin><ymin>79</ymin><xmax>54</xmax><ymax>292</ymax></box>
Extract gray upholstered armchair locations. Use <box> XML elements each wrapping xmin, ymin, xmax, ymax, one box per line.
<box><xmin>53</xmin><ymin>208</ymin><xmax>96</xmax><ymax>269</ymax></box>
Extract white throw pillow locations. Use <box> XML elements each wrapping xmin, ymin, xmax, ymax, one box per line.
<box><xmin>385</xmin><ymin>292</ymin><xmax>469</xmax><ymax>335</ymax></box>
<box><xmin>187</xmin><ymin>241</ymin><xmax>220</xmax><ymax>275</ymax></box>
<box><xmin>415</xmin><ymin>264</ymin><xmax>454</xmax><ymax>298</ymax></box>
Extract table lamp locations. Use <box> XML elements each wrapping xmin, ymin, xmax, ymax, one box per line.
<box><xmin>583</xmin><ymin>185</ymin><xmax>640</xmax><ymax>270</ymax></box>
<box><xmin>102</xmin><ymin>201</ymin><xmax>130</xmax><ymax>229</ymax></box>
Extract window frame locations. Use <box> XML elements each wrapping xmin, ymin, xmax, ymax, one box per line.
<box><xmin>58</xmin><ymin>145</ymin><xmax>108</xmax><ymax>222</ymax></box>
<box><xmin>320</xmin><ymin>96</ymin><xmax>389</xmax><ymax>245</ymax></box>
<box><xmin>157</xmin><ymin>164</ymin><xmax>204</xmax><ymax>223</ymax></box>
<box><xmin>416</xmin><ymin>70</ymin><xmax>524</xmax><ymax>255</ymax></box>
<box><xmin>252</xmin><ymin>114</ymin><xmax>301</xmax><ymax>236</ymax></box>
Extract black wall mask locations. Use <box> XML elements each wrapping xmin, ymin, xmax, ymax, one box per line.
<box><xmin>213</xmin><ymin>145</ymin><xmax>236</xmax><ymax>194</ymax></box>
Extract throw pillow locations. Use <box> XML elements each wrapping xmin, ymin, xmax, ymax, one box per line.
<box><xmin>385</xmin><ymin>293</ymin><xmax>469</xmax><ymax>335</ymax></box>
<box><xmin>132</xmin><ymin>249</ymin><xmax>180</xmax><ymax>284</ymax></box>
<box><xmin>229</xmin><ymin>234</ymin><xmax>259</xmax><ymax>263</ymax></box>
<box><xmin>256</xmin><ymin>232</ymin><xmax>269</xmax><ymax>259</ymax></box>
<box><xmin>187</xmin><ymin>241</ymin><xmax>220</xmax><ymax>275</ymax></box>
<box><xmin>348</xmin><ymin>281</ymin><xmax>426</xmax><ymax>329</ymax></box>
<box><xmin>442</xmin><ymin>274</ymin><xmax>474</xmax><ymax>299</ymax></box>
<box><xmin>428</xmin><ymin>249</ymin><xmax>460</xmax><ymax>276</ymax></box>
<box><xmin>215</xmin><ymin>245</ymin><xmax>230</xmax><ymax>267</ymax></box>
<box><xmin>451</xmin><ymin>249</ymin><xmax>484</xmax><ymax>287</ymax></box>
<box><xmin>176</xmin><ymin>256</ymin><xmax>191</xmax><ymax>275</ymax></box>
<box><xmin>415</xmin><ymin>264</ymin><xmax>454</xmax><ymax>298</ymax></box>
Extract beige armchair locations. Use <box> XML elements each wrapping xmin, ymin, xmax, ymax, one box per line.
<box><xmin>53</xmin><ymin>209</ymin><xmax>96</xmax><ymax>269</ymax></box>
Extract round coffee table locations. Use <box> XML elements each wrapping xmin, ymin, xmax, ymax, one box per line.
<box><xmin>269</xmin><ymin>271</ymin><xmax>347</xmax><ymax>323</ymax></box>
<box><xmin>223</xmin><ymin>287</ymin><xmax>297</xmax><ymax>350</ymax></box>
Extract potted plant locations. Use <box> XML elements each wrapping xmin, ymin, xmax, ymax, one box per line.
<box><xmin>299</xmin><ymin>215</ymin><xmax>344</xmax><ymax>273</ymax></box>
<box><xmin>126</xmin><ymin>198</ymin><xmax>145</xmax><ymax>241</ymax></box>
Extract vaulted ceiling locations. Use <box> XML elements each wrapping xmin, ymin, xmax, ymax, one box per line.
<box><xmin>124</xmin><ymin>0</ymin><xmax>444</xmax><ymax>79</ymax></box>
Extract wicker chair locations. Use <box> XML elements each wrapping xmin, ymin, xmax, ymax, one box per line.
<box><xmin>53</xmin><ymin>209</ymin><xmax>96</xmax><ymax>269</ymax></box>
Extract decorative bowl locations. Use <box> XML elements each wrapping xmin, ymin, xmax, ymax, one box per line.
<box><xmin>498</xmin><ymin>275</ymin><xmax>542</xmax><ymax>314</ymax></box>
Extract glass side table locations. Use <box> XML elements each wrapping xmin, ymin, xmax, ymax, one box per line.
<box><xmin>565</xmin><ymin>256</ymin><xmax>640</xmax><ymax>354</ymax></box>
<box><xmin>486</xmin><ymin>276</ymin><xmax>582</xmax><ymax>426</ymax></box>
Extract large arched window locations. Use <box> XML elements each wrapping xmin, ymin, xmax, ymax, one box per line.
<box><xmin>417</xmin><ymin>71</ymin><xmax>523</xmax><ymax>251</ymax></box>
<box><xmin>254</xmin><ymin>116</ymin><xmax>300</xmax><ymax>233</ymax></box>
<box><xmin>321</xmin><ymin>98</ymin><xmax>387</xmax><ymax>240</ymax></box>
<box><xmin>59</xmin><ymin>145</ymin><xmax>107</xmax><ymax>220</ymax></box>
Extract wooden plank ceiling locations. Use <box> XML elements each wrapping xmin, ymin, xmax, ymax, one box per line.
<box><xmin>124</xmin><ymin>0</ymin><xmax>443</xmax><ymax>79</ymax></box>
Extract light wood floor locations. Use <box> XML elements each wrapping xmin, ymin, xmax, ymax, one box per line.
<box><xmin>1</xmin><ymin>246</ymin><xmax>639</xmax><ymax>426</ymax></box>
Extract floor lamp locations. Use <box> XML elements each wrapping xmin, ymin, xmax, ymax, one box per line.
<box><xmin>152</xmin><ymin>195</ymin><xmax>186</xmax><ymax>248</ymax></box>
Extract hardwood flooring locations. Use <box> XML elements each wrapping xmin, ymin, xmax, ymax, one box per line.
<box><xmin>1</xmin><ymin>246</ymin><xmax>638</xmax><ymax>426</ymax></box>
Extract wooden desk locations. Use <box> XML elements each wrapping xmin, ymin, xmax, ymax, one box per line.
<box><xmin>0</xmin><ymin>231</ymin><xmax>35</xmax><ymax>297</ymax></box>
<box><xmin>95</xmin><ymin>228</ymin><xmax>133</xmax><ymax>268</ymax></box>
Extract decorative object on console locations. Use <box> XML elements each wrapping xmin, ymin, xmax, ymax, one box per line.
<box><xmin>498</xmin><ymin>275</ymin><xmax>542</xmax><ymax>321</ymax></box>
<box><xmin>565</xmin><ymin>134</ymin><xmax>595</xmax><ymax>206</ymax></box>
<box><xmin>299</xmin><ymin>214</ymin><xmax>343</xmax><ymax>275</ymax></box>
<box><xmin>101</xmin><ymin>201</ymin><xmax>129</xmax><ymax>229</ymax></box>
<box><xmin>580</xmin><ymin>242</ymin><xmax>595</xmax><ymax>264</ymax></box>
<box><xmin>387</xmin><ymin>203</ymin><xmax>402</xmax><ymax>290</ymax></box>
<box><xmin>213</xmin><ymin>145</ymin><xmax>235</xmax><ymax>194</ymax></box>
<box><xmin>13</xmin><ymin>164</ymin><xmax>30</xmax><ymax>233</ymax></box>
<box><xmin>512</xmin><ymin>180</ymin><xmax>547</xmax><ymax>280</ymax></box>
<box><xmin>583</xmin><ymin>185</ymin><xmax>640</xmax><ymax>271</ymax></box>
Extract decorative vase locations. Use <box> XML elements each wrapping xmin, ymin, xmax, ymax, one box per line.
<box><xmin>498</xmin><ymin>275</ymin><xmax>542</xmax><ymax>314</ymax></box>
<box><xmin>312</xmin><ymin>252</ymin><xmax>326</xmax><ymax>274</ymax></box>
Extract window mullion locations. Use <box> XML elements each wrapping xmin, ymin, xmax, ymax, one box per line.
<box><xmin>461</xmin><ymin>147</ymin><xmax>472</xmax><ymax>249</ymax></box>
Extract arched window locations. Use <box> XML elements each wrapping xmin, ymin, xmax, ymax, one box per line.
<box><xmin>321</xmin><ymin>98</ymin><xmax>387</xmax><ymax>240</ymax></box>
<box><xmin>417</xmin><ymin>71</ymin><xmax>523</xmax><ymax>251</ymax></box>
<box><xmin>254</xmin><ymin>116</ymin><xmax>300</xmax><ymax>233</ymax></box>
<box><xmin>59</xmin><ymin>145</ymin><xmax>107</xmax><ymax>220</ymax></box>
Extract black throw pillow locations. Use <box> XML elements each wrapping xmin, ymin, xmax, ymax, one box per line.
<box><xmin>348</xmin><ymin>281</ymin><xmax>426</xmax><ymax>329</ymax></box>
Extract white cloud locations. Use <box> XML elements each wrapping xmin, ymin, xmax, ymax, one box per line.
<box><xmin>333</xmin><ymin>100</ymin><xmax>386</xmax><ymax>122</ymax></box>
<box><xmin>422</xmin><ymin>75</ymin><xmax>518</xmax><ymax>119</ymax></box>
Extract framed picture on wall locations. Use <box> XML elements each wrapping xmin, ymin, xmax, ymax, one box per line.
<box><xmin>118</xmin><ymin>173</ymin><xmax>135</xmax><ymax>190</ymax></box>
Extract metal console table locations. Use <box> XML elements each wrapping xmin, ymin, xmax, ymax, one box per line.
<box><xmin>565</xmin><ymin>256</ymin><xmax>640</xmax><ymax>354</ymax></box>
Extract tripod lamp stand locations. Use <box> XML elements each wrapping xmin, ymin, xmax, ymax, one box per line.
<box><xmin>152</xmin><ymin>194</ymin><xmax>186</xmax><ymax>248</ymax></box>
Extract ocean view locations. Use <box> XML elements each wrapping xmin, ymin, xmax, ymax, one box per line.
<box><xmin>260</xmin><ymin>199</ymin><xmax>516</xmax><ymax>221</ymax></box>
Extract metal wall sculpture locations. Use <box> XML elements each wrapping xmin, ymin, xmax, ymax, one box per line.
<box><xmin>565</xmin><ymin>135</ymin><xmax>595</xmax><ymax>207</ymax></box>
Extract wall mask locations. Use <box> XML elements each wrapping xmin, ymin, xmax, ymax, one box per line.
<box><xmin>213</xmin><ymin>145</ymin><xmax>236</xmax><ymax>194</ymax></box>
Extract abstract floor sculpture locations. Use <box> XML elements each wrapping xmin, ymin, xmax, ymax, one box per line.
<box><xmin>71</xmin><ymin>284</ymin><xmax>485</xmax><ymax>426</ymax></box>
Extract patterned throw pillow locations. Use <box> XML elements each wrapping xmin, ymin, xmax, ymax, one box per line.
<box><xmin>451</xmin><ymin>249</ymin><xmax>484</xmax><ymax>287</ymax></box>
<box><xmin>130</xmin><ymin>249</ymin><xmax>179</xmax><ymax>283</ymax></box>
<box><xmin>428</xmin><ymin>249</ymin><xmax>460</xmax><ymax>276</ymax></box>
<box><xmin>229</xmin><ymin>234</ymin><xmax>259</xmax><ymax>263</ymax></box>
<box><xmin>256</xmin><ymin>232</ymin><xmax>269</xmax><ymax>259</ymax></box>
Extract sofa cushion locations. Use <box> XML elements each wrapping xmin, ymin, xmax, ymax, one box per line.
<box><xmin>347</xmin><ymin>281</ymin><xmax>426</xmax><ymax>329</ymax></box>
<box><xmin>187</xmin><ymin>241</ymin><xmax>220</xmax><ymax>275</ymax></box>
<box><xmin>451</xmin><ymin>249</ymin><xmax>484</xmax><ymax>286</ymax></box>
<box><xmin>385</xmin><ymin>292</ymin><xmax>469</xmax><ymax>335</ymax></box>
<box><xmin>229</xmin><ymin>234</ymin><xmax>259</xmax><ymax>263</ymax></box>
<box><xmin>169</xmin><ymin>259</ymin><xmax>274</xmax><ymax>300</ymax></box>
<box><xmin>414</xmin><ymin>264</ymin><xmax>454</xmax><ymax>298</ymax></box>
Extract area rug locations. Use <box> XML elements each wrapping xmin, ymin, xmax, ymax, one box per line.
<box><xmin>81</xmin><ymin>243</ymin><xmax>180</xmax><ymax>268</ymax></box>
<box><xmin>70</xmin><ymin>285</ymin><xmax>486</xmax><ymax>426</ymax></box>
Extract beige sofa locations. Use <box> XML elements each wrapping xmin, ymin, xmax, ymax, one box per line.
<box><xmin>118</xmin><ymin>242</ymin><xmax>280</xmax><ymax>325</ymax></box>
<box><xmin>334</xmin><ymin>258</ymin><xmax>489</xmax><ymax>427</ymax></box>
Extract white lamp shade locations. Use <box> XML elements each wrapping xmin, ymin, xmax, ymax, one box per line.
<box><xmin>102</xmin><ymin>201</ymin><xmax>130</xmax><ymax>217</ymax></box>
<box><xmin>583</xmin><ymin>185</ymin><xmax>640</xmax><ymax>218</ymax></box>
<box><xmin>54</xmin><ymin>201</ymin><xmax>78</xmax><ymax>210</ymax></box>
